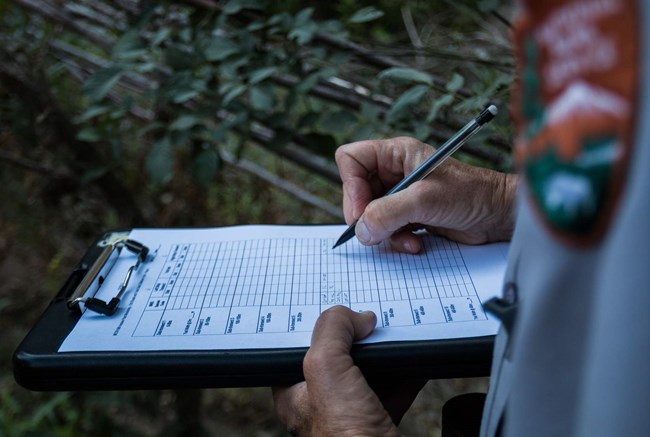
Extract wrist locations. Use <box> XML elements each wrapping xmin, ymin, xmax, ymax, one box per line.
<box><xmin>486</xmin><ymin>172</ymin><xmax>518</xmax><ymax>241</ymax></box>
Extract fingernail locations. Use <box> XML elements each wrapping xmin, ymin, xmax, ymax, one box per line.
<box><xmin>356</xmin><ymin>220</ymin><xmax>371</xmax><ymax>243</ymax></box>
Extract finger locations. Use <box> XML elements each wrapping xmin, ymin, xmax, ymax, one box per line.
<box><xmin>336</xmin><ymin>141</ymin><xmax>380</xmax><ymax>223</ymax></box>
<box><xmin>355</xmin><ymin>181</ymin><xmax>438</xmax><ymax>246</ymax></box>
<box><xmin>342</xmin><ymin>175</ymin><xmax>375</xmax><ymax>225</ymax></box>
<box><xmin>310</xmin><ymin>306</ymin><xmax>377</xmax><ymax>355</ymax></box>
<box><xmin>370</xmin><ymin>378</ymin><xmax>428</xmax><ymax>424</ymax></box>
<box><xmin>337</xmin><ymin>138</ymin><xmax>429</xmax><ymax>223</ymax></box>
<box><xmin>272</xmin><ymin>382</ymin><xmax>310</xmax><ymax>432</ymax></box>
<box><xmin>303</xmin><ymin>307</ymin><xmax>377</xmax><ymax>386</ymax></box>
<box><xmin>388</xmin><ymin>229</ymin><xmax>423</xmax><ymax>254</ymax></box>
<box><xmin>302</xmin><ymin>307</ymin><xmax>399</xmax><ymax>435</ymax></box>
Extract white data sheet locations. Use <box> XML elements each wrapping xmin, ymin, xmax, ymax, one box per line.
<box><xmin>59</xmin><ymin>225</ymin><xmax>508</xmax><ymax>352</ymax></box>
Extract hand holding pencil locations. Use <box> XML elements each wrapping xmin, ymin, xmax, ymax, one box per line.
<box><xmin>333</xmin><ymin>108</ymin><xmax>518</xmax><ymax>252</ymax></box>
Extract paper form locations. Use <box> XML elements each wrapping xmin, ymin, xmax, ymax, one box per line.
<box><xmin>59</xmin><ymin>225</ymin><xmax>508</xmax><ymax>352</ymax></box>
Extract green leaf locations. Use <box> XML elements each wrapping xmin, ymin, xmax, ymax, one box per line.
<box><xmin>146</xmin><ymin>136</ymin><xmax>174</xmax><ymax>186</ymax></box>
<box><xmin>193</xmin><ymin>148</ymin><xmax>220</xmax><ymax>188</ymax></box>
<box><xmin>360</xmin><ymin>102</ymin><xmax>381</xmax><ymax>122</ymax></box>
<box><xmin>350</xmin><ymin>124</ymin><xmax>376</xmax><ymax>142</ymax></box>
<box><xmin>248</xmin><ymin>66</ymin><xmax>277</xmax><ymax>84</ymax></box>
<box><xmin>454</xmin><ymin>95</ymin><xmax>490</xmax><ymax>113</ymax></box>
<box><xmin>138</xmin><ymin>122</ymin><xmax>165</xmax><ymax>137</ymax></box>
<box><xmin>179</xmin><ymin>28</ymin><xmax>192</xmax><ymax>43</ymax></box>
<box><xmin>289</xmin><ymin>8</ymin><xmax>317</xmax><ymax>44</ymax></box>
<box><xmin>478</xmin><ymin>0</ymin><xmax>500</xmax><ymax>12</ymax></box>
<box><xmin>288</xmin><ymin>22</ymin><xmax>318</xmax><ymax>45</ymax></box>
<box><xmin>349</xmin><ymin>6</ymin><xmax>384</xmax><ymax>24</ymax></box>
<box><xmin>83</xmin><ymin>66</ymin><xmax>124</xmax><ymax>102</ymax></box>
<box><xmin>76</xmin><ymin>126</ymin><xmax>102</xmax><ymax>142</ymax></box>
<box><xmin>134</xmin><ymin>62</ymin><xmax>158</xmax><ymax>73</ymax></box>
<box><xmin>222</xmin><ymin>84</ymin><xmax>247</xmax><ymax>105</ymax></box>
<box><xmin>294</xmin><ymin>7</ymin><xmax>314</xmax><ymax>26</ymax></box>
<box><xmin>81</xmin><ymin>166</ymin><xmax>109</xmax><ymax>183</ymax></box>
<box><xmin>218</xmin><ymin>56</ymin><xmax>251</xmax><ymax>79</ymax></box>
<box><xmin>164</xmin><ymin>45</ymin><xmax>197</xmax><ymax>70</ymax></box>
<box><xmin>320</xmin><ymin>19</ymin><xmax>346</xmax><ymax>35</ymax></box>
<box><xmin>223</xmin><ymin>0</ymin><xmax>265</xmax><ymax>15</ymax></box>
<box><xmin>170</xmin><ymin>114</ymin><xmax>203</xmax><ymax>131</ymax></box>
<box><xmin>414</xmin><ymin>123</ymin><xmax>432</xmax><ymax>141</ymax></box>
<box><xmin>250</xmin><ymin>85</ymin><xmax>275</xmax><ymax>111</ymax></box>
<box><xmin>151</xmin><ymin>27</ymin><xmax>171</xmax><ymax>46</ymax></box>
<box><xmin>387</xmin><ymin>85</ymin><xmax>429</xmax><ymax>121</ymax></box>
<box><xmin>204</xmin><ymin>37</ymin><xmax>240</xmax><ymax>62</ymax></box>
<box><xmin>297</xmin><ymin>111</ymin><xmax>321</xmax><ymax>130</ymax></box>
<box><xmin>296</xmin><ymin>67</ymin><xmax>336</xmax><ymax>94</ymax></box>
<box><xmin>267</xmin><ymin>12</ymin><xmax>292</xmax><ymax>28</ymax></box>
<box><xmin>112</xmin><ymin>29</ymin><xmax>143</xmax><ymax>61</ymax></box>
<box><xmin>426</xmin><ymin>94</ymin><xmax>454</xmax><ymax>122</ymax></box>
<box><xmin>76</xmin><ymin>104</ymin><xmax>112</xmax><ymax>122</ymax></box>
<box><xmin>247</xmin><ymin>21</ymin><xmax>266</xmax><ymax>31</ymax></box>
<box><xmin>378</xmin><ymin>67</ymin><xmax>433</xmax><ymax>86</ymax></box>
<box><xmin>446</xmin><ymin>73</ymin><xmax>465</xmax><ymax>93</ymax></box>
<box><xmin>319</xmin><ymin>110</ymin><xmax>358</xmax><ymax>134</ymax></box>
<box><xmin>161</xmin><ymin>71</ymin><xmax>201</xmax><ymax>103</ymax></box>
<box><xmin>173</xmin><ymin>90</ymin><xmax>199</xmax><ymax>103</ymax></box>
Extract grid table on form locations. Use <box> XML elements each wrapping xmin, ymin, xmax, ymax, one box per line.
<box><xmin>133</xmin><ymin>235</ymin><xmax>487</xmax><ymax>338</ymax></box>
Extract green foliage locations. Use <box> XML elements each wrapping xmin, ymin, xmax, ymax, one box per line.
<box><xmin>2</xmin><ymin>0</ymin><xmax>513</xmax><ymax>200</ymax></box>
<box><xmin>0</xmin><ymin>389</ymin><xmax>80</xmax><ymax>437</ymax></box>
<box><xmin>378</xmin><ymin>67</ymin><xmax>435</xmax><ymax>86</ymax></box>
<box><xmin>348</xmin><ymin>6</ymin><xmax>384</xmax><ymax>24</ymax></box>
<box><xmin>72</xmin><ymin>1</ymin><xmax>512</xmax><ymax>191</ymax></box>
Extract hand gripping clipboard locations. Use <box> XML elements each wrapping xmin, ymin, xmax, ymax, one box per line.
<box><xmin>13</xmin><ymin>229</ymin><xmax>495</xmax><ymax>391</ymax></box>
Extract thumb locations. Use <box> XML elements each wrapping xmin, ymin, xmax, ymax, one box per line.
<box><xmin>355</xmin><ymin>182</ymin><xmax>431</xmax><ymax>246</ymax></box>
<box><xmin>303</xmin><ymin>306</ymin><xmax>377</xmax><ymax>399</ymax></box>
<box><xmin>310</xmin><ymin>306</ymin><xmax>377</xmax><ymax>355</ymax></box>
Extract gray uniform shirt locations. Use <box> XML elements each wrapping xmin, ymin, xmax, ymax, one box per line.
<box><xmin>481</xmin><ymin>1</ymin><xmax>650</xmax><ymax>435</ymax></box>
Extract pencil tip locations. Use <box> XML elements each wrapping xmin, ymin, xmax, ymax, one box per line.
<box><xmin>333</xmin><ymin>223</ymin><xmax>357</xmax><ymax>250</ymax></box>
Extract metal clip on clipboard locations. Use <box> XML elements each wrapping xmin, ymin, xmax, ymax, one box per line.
<box><xmin>66</xmin><ymin>239</ymin><xmax>150</xmax><ymax>316</ymax></box>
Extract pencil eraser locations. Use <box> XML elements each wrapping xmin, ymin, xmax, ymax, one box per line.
<box><xmin>476</xmin><ymin>105</ymin><xmax>498</xmax><ymax>125</ymax></box>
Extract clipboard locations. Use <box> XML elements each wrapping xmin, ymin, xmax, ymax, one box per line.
<box><xmin>13</xmin><ymin>229</ymin><xmax>496</xmax><ymax>391</ymax></box>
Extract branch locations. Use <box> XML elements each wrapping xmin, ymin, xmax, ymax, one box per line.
<box><xmin>401</xmin><ymin>4</ymin><xmax>425</xmax><ymax>68</ymax></box>
<box><xmin>13</xmin><ymin>0</ymin><xmax>114</xmax><ymax>51</ymax></box>
<box><xmin>219</xmin><ymin>149</ymin><xmax>343</xmax><ymax>220</ymax></box>
<box><xmin>0</xmin><ymin>149</ymin><xmax>58</xmax><ymax>175</ymax></box>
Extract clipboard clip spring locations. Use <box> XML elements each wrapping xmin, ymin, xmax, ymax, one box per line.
<box><xmin>67</xmin><ymin>239</ymin><xmax>150</xmax><ymax>316</ymax></box>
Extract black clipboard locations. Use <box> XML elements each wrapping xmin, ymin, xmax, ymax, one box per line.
<box><xmin>13</xmin><ymin>230</ymin><xmax>495</xmax><ymax>391</ymax></box>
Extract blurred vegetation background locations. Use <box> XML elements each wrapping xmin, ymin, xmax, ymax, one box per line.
<box><xmin>0</xmin><ymin>0</ymin><xmax>513</xmax><ymax>435</ymax></box>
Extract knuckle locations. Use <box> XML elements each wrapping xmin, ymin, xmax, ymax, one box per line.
<box><xmin>409</xmin><ymin>181</ymin><xmax>431</xmax><ymax>197</ymax></box>
<box><xmin>334</xmin><ymin>144</ymin><xmax>350</xmax><ymax>164</ymax></box>
<box><xmin>362</xmin><ymin>204</ymin><xmax>382</xmax><ymax>228</ymax></box>
<box><xmin>303</xmin><ymin>345</ymin><xmax>323</xmax><ymax>367</ymax></box>
<box><xmin>314</xmin><ymin>306</ymin><xmax>350</xmax><ymax>330</ymax></box>
<box><xmin>392</xmin><ymin>136</ymin><xmax>424</xmax><ymax>149</ymax></box>
<box><xmin>303</xmin><ymin>347</ymin><xmax>331</xmax><ymax>380</ymax></box>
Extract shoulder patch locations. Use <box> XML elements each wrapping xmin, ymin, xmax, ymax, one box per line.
<box><xmin>513</xmin><ymin>0</ymin><xmax>640</xmax><ymax>246</ymax></box>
